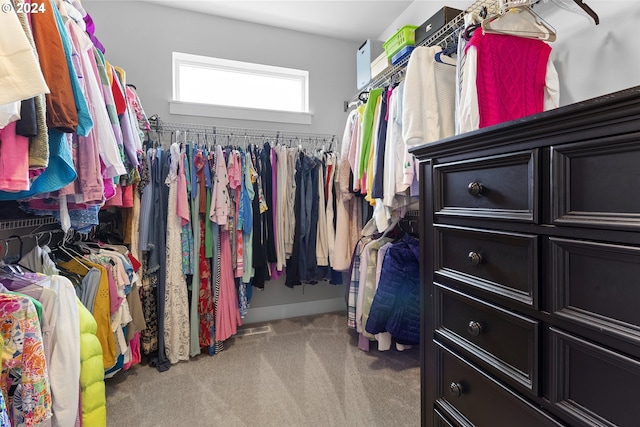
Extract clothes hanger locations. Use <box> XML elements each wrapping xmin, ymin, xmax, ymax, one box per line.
<box><xmin>482</xmin><ymin>6</ymin><xmax>557</xmax><ymax>42</ymax></box>
<box><xmin>55</xmin><ymin>230</ymin><xmax>91</xmax><ymax>271</ymax></box>
<box><xmin>399</xmin><ymin>218</ymin><xmax>419</xmax><ymax>238</ymax></box>
<box><xmin>434</xmin><ymin>51</ymin><xmax>456</xmax><ymax>67</ymax></box>
<box><xmin>547</xmin><ymin>0</ymin><xmax>599</xmax><ymax>25</ymax></box>
<box><xmin>2</xmin><ymin>235</ymin><xmax>24</xmax><ymax>265</ymax></box>
<box><xmin>380</xmin><ymin>217</ymin><xmax>402</xmax><ymax>240</ymax></box>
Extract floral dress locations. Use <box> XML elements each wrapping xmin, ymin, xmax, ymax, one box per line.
<box><xmin>0</xmin><ymin>294</ymin><xmax>51</xmax><ymax>427</ymax></box>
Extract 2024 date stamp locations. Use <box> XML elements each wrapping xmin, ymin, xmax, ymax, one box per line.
<box><xmin>2</xmin><ymin>2</ymin><xmax>46</xmax><ymax>13</ymax></box>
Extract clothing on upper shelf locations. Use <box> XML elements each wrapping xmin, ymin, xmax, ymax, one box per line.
<box><xmin>0</xmin><ymin>0</ymin><xmax>150</xmax><ymax>236</ymax></box>
<box><xmin>0</xmin><ymin>3</ymin><xmax>49</xmax><ymax>106</ymax></box>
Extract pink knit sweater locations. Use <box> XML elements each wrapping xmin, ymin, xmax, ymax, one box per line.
<box><xmin>468</xmin><ymin>31</ymin><xmax>551</xmax><ymax>128</ymax></box>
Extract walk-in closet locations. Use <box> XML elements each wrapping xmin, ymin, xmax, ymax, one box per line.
<box><xmin>0</xmin><ymin>0</ymin><xmax>639</xmax><ymax>426</ymax></box>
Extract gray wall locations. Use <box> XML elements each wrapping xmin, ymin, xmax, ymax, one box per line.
<box><xmin>85</xmin><ymin>1</ymin><xmax>356</xmax><ymax>320</ymax></box>
<box><xmin>86</xmin><ymin>1</ymin><xmax>357</xmax><ymax>137</ymax></box>
<box><xmin>539</xmin><ymin>1</ymin><xmax>640</xmax><ymax>105</ymax></box>
<box><xmin>379</xmin><ymin>1</ymin><xmax>640</xmax><ymax>105</ymax></box>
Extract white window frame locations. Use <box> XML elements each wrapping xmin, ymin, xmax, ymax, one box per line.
<box><xmin>171</xmin><ymin>52</ymin><xmax>312</xmax><ymax>125</ymax></box>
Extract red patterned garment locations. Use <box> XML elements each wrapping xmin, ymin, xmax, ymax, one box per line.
<box><xmin>198</xmin><ymin>220</ymin><xmax>214</xmax><ymax>348</ymax></box>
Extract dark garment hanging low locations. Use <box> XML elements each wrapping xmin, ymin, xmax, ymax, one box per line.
<box><xmin>371</xmin><ymin>87</ymin><xmax>389</xmax><ymax>199</ymax></box>
<box><xmin>285</xmin><ymin>152</ymin><xmax>304</xmax><ymax>288</ymax></box>
<box><xmin>261</xmin><ymin>143</ymin><xmax>277</xmax><ymax>265</ymax></box>
<box><xmin>302</xmin><ymin>155</ymin><xmax>321</xmax><ymax>283</ymax></box>
<box><xmin>250</xmin><ymin>146</ymin><xmax>268</xmax><ymax>289</ymax></box>
<box><xmin>148</xmin><ymin>147</ymin><xmax>171</xmax><ymax>372</ymax></box>
<box><xmin>16</xmin><ymin>98</ymin><xmax>37</xmax><ymax>137</ymax></box>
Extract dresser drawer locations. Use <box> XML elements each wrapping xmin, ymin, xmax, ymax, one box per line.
<box><xmin>550</xmin><ymin>238</ymin><xmax>640</xmax><ymax>351</ymax></box>
<box><xmin>434</xmin><ymin>408</ymin><xmax>456</xmax><ymax>427</ymax></box>
<box><xmin>435</xmin><ymin>284</ymin><xmax>539</xmax><ymax>395</ymax></box>
<box><xmin>433</xmin><ymin>150</ymin><xmax>538</xmax><ymax>223</ymax></box>
<box><xmin>434</xmin><ymin>342</ymin><xmax>564</xmax><ymax>427</ymax></box>
<box><xmin>435</xmin><ymin>225</ymin><xmax>539</xmax><ymax>308</ymax></box>
<box><xmin>550</xmin><ymin>327</ymin><xmax>640</xmax><ymax>427</ymax></box>
<box><xmin>552</xmin><ymin>136</ymin><xmax>640</xmax><ymax>230</ymax></box>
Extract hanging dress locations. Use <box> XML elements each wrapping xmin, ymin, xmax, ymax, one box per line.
<box><xmin>139</xmin><ymin>149</ymin><xmax>158</xmax><ymax>356</ymax></box>
<box><xmin>163</xmin><ymin>143</ymin><xmax>190</xmax><ymax>364</ymax></box>
<box><xmin>210</xmin><ymin>145</ymin><xmax>242</xmax><ymax>341</ymax></box>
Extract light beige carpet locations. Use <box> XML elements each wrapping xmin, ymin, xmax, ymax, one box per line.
<box><xmin>105</xmin><ymin>312</ymin><xmax>420</xmax><ymax>427</ymax></box>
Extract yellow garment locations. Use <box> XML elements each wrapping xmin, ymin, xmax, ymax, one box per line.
<box><xmin>114</xmin><ymin>66</ymin><xmax>126</xmax><ymax>86</ymax></box>
<box><xmin>105</xmin><ymin>60</ymin><xmax>113</xmax><ymax>85</ymax></box>
<box><xmin>77</xmin><ymin>298</ymin><xmax>106</xmax><ymax>427</ymax></box>
<box><xmin>59</xmin><ymin>259</ymin><xmax>116</xmax><ymax>368</ymax></box>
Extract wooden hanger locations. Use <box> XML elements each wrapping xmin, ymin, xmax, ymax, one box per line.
<box><xmin>482</xmin><ymin>6</ymin><xmax>557</xmax><ymax>42</ymax></box>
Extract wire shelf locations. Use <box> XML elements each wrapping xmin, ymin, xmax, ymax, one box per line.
<box><xmin>0</xmin><ymin>216</ymin><xmax>58</xmax><ymax>231</ymax></box>
<box><xmin>345</xmin><ymin>0</ymin><xmax>499</xmax><ymax>108</ymax></box>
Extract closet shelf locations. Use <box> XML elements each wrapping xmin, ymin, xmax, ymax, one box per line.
<box><xmin>344</xmin><ymin>0</ymin><xmax>499</xmax><ymax>111</ymax></box>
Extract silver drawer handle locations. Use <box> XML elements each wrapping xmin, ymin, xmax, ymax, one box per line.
<box><xmin>467</xmin><ymin>321</ymin><xmax>484</xmax><ymax>337</ymax></box>
<box><xmin>468</xmin><ymin>182</ymin><xmax>484</xmax><ymax>196</ymax></box>
<box><xmin>449</xmin><ymin>382</ymin><xmax>463</xmax><ymax>398</ymax></box>
<box><xmin>468</xmin><ymin>251</ymin><xmax>483</xmax><ymax>266</ymax></box>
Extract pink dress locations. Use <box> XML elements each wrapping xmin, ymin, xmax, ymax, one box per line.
<box><xmin>211</xmin><ymin>146</ymin><xmax>241</xmax><ymax>341</ymax></box>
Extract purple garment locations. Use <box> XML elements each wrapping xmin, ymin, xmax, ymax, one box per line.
<box><xmin>83</xmin><ymin>13</ymin><xmax>105</xmax><ymax>54</ymax></box>
<box><xmin>270</xmin><ymin>265</ymin><xmax>284</xmax><ymax>280</ymax></box>
<box><xmin>106</xmin><ymin>265</ymin><xmax>123</xmax><ymax>315</ymax></box>
<box><xmin>358</xmin><ymin>333</ymin><xmax>370</xmax><ymax>352</ymax></box>
<box><xmin>271</xmin><ymin>146</ymin><xmax>278</xmax><ymax>263</ymax></box>
<box><xmin>410</xmin><ymin>170</ymin><xmax>419</xmax><ymax>197</ymax></box>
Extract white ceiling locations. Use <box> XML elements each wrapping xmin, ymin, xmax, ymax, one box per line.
<box><xmin>142</xmin><ymin>0</ymin><xmax>414</xmax><ymax>41</ymax></box>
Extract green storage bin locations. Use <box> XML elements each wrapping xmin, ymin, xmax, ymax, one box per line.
<box><xmin>383</xmin><ymin>25</ymin><xmax>419</xmax><ymax>59</ymax></box>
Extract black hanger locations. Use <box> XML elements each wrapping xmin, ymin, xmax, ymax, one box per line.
<box><xmin>571</xmin><ymin>0</ymin><xmax>599</xmax><ymax>24</ymax></box>
<box><xmin>463</xmin><ymin>23</ymin><xmax>481</xmax><ymax>41</ymax></box>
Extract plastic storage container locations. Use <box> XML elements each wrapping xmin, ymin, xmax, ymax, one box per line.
<box><xmin>370</xmin><ymin>52</ymin><xmax>392</xmax><ymax>80</ymax></box>
<box><xmin>415</xmin><ymin>7</ymin><xmax>463</xmax><ymax>45</ymax></box>
<box><xmin>391</xmin><ymin>45</ymin><xmax>414</xmax><ymax>65</ymax></box>
<box><xmin>357</xmin><ymin>39</ymin><xmax>384</xmax><ymax>89</ymax></box>
<box><xmin>383</xmin><ymin>25</ymin><xmax>418</xmax><ymax>59</ymax></box>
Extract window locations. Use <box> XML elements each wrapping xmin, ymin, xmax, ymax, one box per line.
<box><xmin>172</xmin><ymin>52</ymin><xmax>311</xmax><ymax>123</ymax></box>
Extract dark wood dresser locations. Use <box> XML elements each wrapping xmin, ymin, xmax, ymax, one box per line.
<box><xmin>411</xmin><ymin>86</ymin><xmax>640</xmax><ymax>427</ymax></box>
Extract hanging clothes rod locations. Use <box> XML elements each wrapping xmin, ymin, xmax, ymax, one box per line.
<box><xmin>147</xmin><ymin>115</ymin><xmax>339</xmax><ymax>147</ymax></box>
